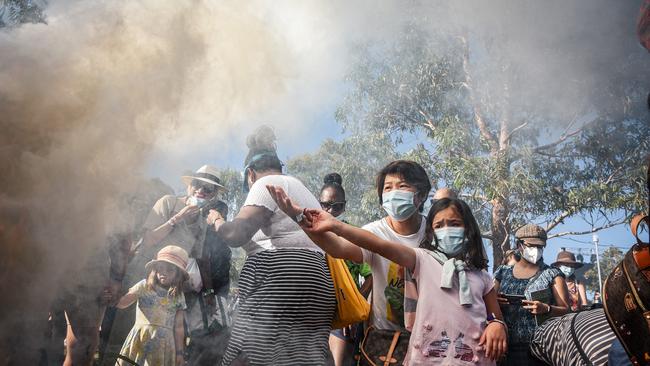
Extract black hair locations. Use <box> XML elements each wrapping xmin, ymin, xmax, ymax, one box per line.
<box><xmin>320</xmin><ymin>172</ymin><xmax>346</xmax><ymax>201</ymax></box>
<box><xmin>419</xmin><ymin>197</ymin><xmax>488</xmax><ymax>270</ymax></box>
<box><xmin>244</xmin><ymin>125</ymin><xmax>283</xmax><ymax>172</ymax></box>
<box><xmin>376</xmin><ymin>160</ymin><xmax>431</xmax><ymax>212</ymax></box>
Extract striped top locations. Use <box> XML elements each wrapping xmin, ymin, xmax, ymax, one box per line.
<box><xmin>530</xmin><ymin>308</ymin><xmax>616</xmax><ymax>365</ymax></box>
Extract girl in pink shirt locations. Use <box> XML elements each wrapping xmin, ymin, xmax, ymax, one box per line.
<box><xmin>267</xmin><ymin>187</ymin><xmax>507</xmax><ymax>365</ymax></box>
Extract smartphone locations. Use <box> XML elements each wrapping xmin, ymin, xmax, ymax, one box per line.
<box><xmin>500</xmin><ymin>293</ymin><xmax>526</xmax><ymax>306</ymax></box>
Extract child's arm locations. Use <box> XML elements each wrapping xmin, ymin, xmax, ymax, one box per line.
<box><xmin>174</xmin><ymin>310</ymin><xmax>185</xmax><ymax>366</ymax></box>
<box><xmin>115</xmin><ymin>291</ymin><xmax>138</xmax><ymax>309</ymax></box>
<box><xmin>479</xmin><ymin>288</ymin><xmax>507</xmax><ymax>361</ymax></box>
<box><xmin>578</xmin><ymin>282</ymin><xmax>588</xmax><ymax>307</ymax></box>
<box><xmin>328</xmin><ymin>214</ymin><xmax>416</xmax><ymax>272</ymax></box>
<box><xmin>265</xmin><ymin>185</ymin><xmax>363</xmax><ymax>262</ymax></box>
<box><xmin>266</xmin><ymin>185</ymin><xmax>414</xmax><ymax>268</ymax></box>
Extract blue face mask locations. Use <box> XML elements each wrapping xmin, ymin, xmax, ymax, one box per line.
<box><xmin>434</xmin><ymin>227</ymin><xmax>466</xmax><ymax>256</ymax></box>
<box><xmin>559</xmin><ymin>265</ymin><xmax>575</xmax><ymax>278</ymax></box>
<box><xmin>382</xmin><ymin>190</ymin><xmax>417</xmax><ymax>221</ymax></box>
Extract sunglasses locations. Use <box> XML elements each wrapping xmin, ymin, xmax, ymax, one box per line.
<box><xmin>320</xmin><ymin>201</ymin><xmax>346</xmax><ymax>211</ymax></box>
<box><xmin>191</xmin><ymin>179</ymin><xmax>217</xmax><ymax>194</ymax></box>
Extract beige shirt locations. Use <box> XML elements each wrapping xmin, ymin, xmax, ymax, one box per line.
<box><xmin>141</xmin><ymin>194</ymin><xmax>205</xmax><ymax>260</ymax></box>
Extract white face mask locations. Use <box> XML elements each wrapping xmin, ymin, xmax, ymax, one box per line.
<box><xmin>187</xmin><ymin>196</ymin><xmax>206</xmax><ymax>207</ymax></box>
<box><xmin>521</xmin><ymin>246</ymin><xmax>543</xmax><ymax>263</ymax></box>
<box><xmin>559</xmin><ymin>265</ymin><xmax>575</xmax><ymax>278</ymax></box>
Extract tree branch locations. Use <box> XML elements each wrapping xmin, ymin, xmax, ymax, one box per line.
<box><xmin>458</xmin><ymin>36</ymin><xmax>498</xmax><ymax>151</ymax></box>
<box><xmin>545</xmin><ymin>208</ymin><xmax>575</xmax><ymax>233</ymax></box>
<box><xmin>459</xmin><ymin>193</ymin><xmax>489</xmax><ymax>203</ymax></box>
<box><xmin>505</xmin><ymin>122</ymin><xmax>528</xmax><ymax>142</ymax></box>
<box><xmin>534</xmin><ymin>117</ymin><xmax>599</xmax><ymax>153</ymax></box>
<box><xmin>547</xmin><ymin>218</ymin><xmax>628</xmax><ymax>238</ymax></box>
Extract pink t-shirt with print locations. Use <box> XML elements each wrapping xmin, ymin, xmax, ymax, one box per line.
<box><xmin>404</xmin><ymin>248</ymin><xmax>495</xmax><ymax>366</ymax></box>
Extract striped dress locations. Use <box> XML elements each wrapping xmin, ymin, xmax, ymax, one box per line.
<box><xmin>221</xmin><ymin>175</ymin><xmax>336</xmax><ymax>366</ymax></box>
<box><xmin>530</xmin><ymin>308</ymin><xmax>617</xmax><ymax>365</ymax></box>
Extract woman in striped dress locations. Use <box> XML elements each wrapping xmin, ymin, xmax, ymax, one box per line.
<box><xmin>213</xmin><ymin>126</ymin><xmax>336</xmax><ymax>366</ymax></box>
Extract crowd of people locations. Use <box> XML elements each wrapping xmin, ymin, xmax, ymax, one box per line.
<box><xmin>48</xmin><ymin>125</ymin><xmax>647</xmax><ymax>366</ymax></box>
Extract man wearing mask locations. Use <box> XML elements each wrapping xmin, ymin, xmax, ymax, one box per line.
<box><xmin>493</xmin><ymin>224</ymin><xmax>570</xmax><ymax>365</ymax></box>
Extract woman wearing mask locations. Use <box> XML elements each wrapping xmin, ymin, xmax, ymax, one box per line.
<box><xmin>494</xmin><ymin>224</ymin><xmax>570</xmax><ymax>365</ymax></box>
<box><xmin>214</xmin><ymin>126</ymin><xmax>336</xmax><ymax>366</ymax></box>
<box><xmin>320</xmin><ymin>173</ymin><xmax>372</xmax><ymax>366</ymax></box>
<box><xmin>552</xmin><ymin>250</ymin><xmax>587</xmax><ymax>311</ymax></box>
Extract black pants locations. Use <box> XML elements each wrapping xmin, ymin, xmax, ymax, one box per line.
<box><xmin>500</xmin><ymin>343</ymin><xmax>547</xmax><ymax>366</ymax></box>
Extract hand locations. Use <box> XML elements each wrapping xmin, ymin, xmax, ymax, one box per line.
<box><xmin>175</xmin><ymin>354</ymin><xmax>185</xmax><ymax>366</ymax></box>
<box><xmin>100</xmin><ymin>279</ymin><xmax>122</xmax><ymax>306</ymax></box>
<box><xmin>302</xmin><ymin>209</ymin><xmax>338</xmax><ymax>234</ymax></box>
<box><xmin>174</xmin><ymin>204</ymin><xmax>200</xmax><ymax>223</ymax></box>
<box><xmin>266</xmin><ymin>185</ymin><xmax>304</xmax><ymax>218</ymax></box>
<box><xmin>206</xmin><ymin>209</ymin><xmax>224</xmax><ymax>226</ymax></box>
<box><xmin>522</xmin><ymin>300</ymin><xmax>550</xmax><ymax>314</ymax></box>
<box><xmin>496</xmin><ymin>294</ymin><xmax>509</xmax><ymax>305</ymax></box>
<box><xmin>478</xmin><ymin>321</ymin><xmax>507</xmax><ymax>361</ymax></box>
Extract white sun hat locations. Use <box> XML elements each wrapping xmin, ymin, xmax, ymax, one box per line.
<box><xmin>181</xmin><ymin>165</ymin><xmax>226</xmax><ymax>191</ymax></box>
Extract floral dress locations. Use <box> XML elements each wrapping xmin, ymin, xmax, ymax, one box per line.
<box><xmin>117</xmin><ymin>280</ymin><xmax>186</xmax><ymax>366</ymax></box>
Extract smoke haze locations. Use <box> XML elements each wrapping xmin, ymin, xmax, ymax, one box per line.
<box><xmin>0</xmin><ymin>0</ymin><xmax>647</xmax><ymax>362</ymax></box>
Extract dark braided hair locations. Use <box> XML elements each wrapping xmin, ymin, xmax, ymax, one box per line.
<box><xmin>320</xmin><ymin>172</ymin><xmax>345</xmax><ymax>201</ymax></box>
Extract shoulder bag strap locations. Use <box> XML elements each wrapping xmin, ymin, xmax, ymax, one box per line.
<box><xmin>569</xmin><ymin>312</ymin><xmax>593</xmax><ymax>366</ymax></box>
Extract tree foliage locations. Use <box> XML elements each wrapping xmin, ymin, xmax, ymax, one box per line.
<box><xmin>300</xmin><ymin>18</ymin><xmax>650</xmax><ymax>267</ymax></box>
<box><xmin>0</xmin><ymin>0</ymin><xmax>46</xmax><ymax>28</ymax></box>
<box><xmin>286</xmin><ymin>132</ymin><xmax>402</xmax><ymax>226</ymax></box>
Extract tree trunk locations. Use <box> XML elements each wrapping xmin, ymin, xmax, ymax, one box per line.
<box><xmin>491</xmin><ymin>197</ymin><xmax>510</xmax><ymax>270</ymax></box>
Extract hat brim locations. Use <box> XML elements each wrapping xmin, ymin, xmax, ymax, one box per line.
<box><xmin>521</xmin><ymin>238</ymin><xmax>546</xmax><ymax>246</ymax></box>
<box><xmin>181</xmin><ymin>176</ymin><xmax>227</xmax><ymax>191</ymax></box>
<box><xmin>552</xmin><ymin>260</ymin><xmax>584</xmax><ymax>268</ymax></box>
<box><xmin>145</xmin><ymin>259</ymin><xmax>189</xmax><ymax>280</ymax></box>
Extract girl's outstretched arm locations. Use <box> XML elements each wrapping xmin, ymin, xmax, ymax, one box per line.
<box><xmin>174</xmin><ymin>310</ymin><xmax>185</xmax><ymax>366</ymax></box>
<box><xmin>266</xmin><ymin>185</ymin><xmax>415</xmax><ymax>268</ymax></box>
<box><xmin>266</xmin><ymin>185</ymin><xmax>363</xmax><ymax>262</ymax></box>
<box><xmin>479</xmin><ymin>288</ymin><xmax>507</xmax><ymax>361</ymax></box>
<box><xmin>329</xmin><ymin>217</ymin><xmax>416</xmax><ymax>272</ymax></box>
<box><xmin>115</xmin><ymin>291</ymin><xmax>138</xmax><ymax>309</ymax></box>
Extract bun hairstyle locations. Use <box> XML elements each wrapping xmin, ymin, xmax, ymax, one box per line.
<box><xmin>323</xmin><ymin>172</ymin><xmax>343</xmax><ymax>186</ymax></box>
<box><xmin>244</xmin><ymin>125</ymin><xmax>282</xmax><ymax>172</ymax></box>
<box><xmin>321</xmin><ymin>172</ymin><xmax>345</xmax><ymax>200</ymax></box>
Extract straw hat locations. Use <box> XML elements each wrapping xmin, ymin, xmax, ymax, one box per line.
<box><xmin>552</xmin><ymin>250</ymin><xmax>584</xmax><ymax>268</ymax></box>
<box><xmin>145</xmin><ymin>245</ymin><xmax>190</xmax><ymax>279</ymax></box>
<box><xmin>181</xmin><ymin>165</ymin><xmax>226</xmax><ymax>191</ymax></box>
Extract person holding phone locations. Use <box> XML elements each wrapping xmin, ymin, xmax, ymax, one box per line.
<box><xmin>493</xmin><ymin>224</ymin><xmax>569</xmax><ymax>365</ymax></box>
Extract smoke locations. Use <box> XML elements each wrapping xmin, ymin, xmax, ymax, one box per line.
<box><xmin>0</xmin><ymin>0</ymin><xmax>647</xmax><ymax>362</ymax></box>
<box><xmin>0</xmin><ymin>0</ymin><xmax>334</xmax><ymax>361</ymax></box>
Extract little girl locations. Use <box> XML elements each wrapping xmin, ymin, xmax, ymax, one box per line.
<box><xmin>116</xmin><ymin>245</ymin><xmax>188</xmax><ymax>366</ymax></box>
<box><xmin>267</xmin><ymin>186</ymin><xmax>507</xmax><ymax>365</ymax></box>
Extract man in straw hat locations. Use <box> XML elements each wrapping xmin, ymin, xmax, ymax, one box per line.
<box><xmin>139</xmin><ymin>164</ymin><xmax>226</xmax><ymax>257</ymax></box>
<box><xmin>552</xmin><ymin>250</ymin><xmax>587</xmax><ymax>311</ymax></box>
<box><xmin>113</xmin><ymin>165</ymin><xmax>230</xmax><ymax>364</ymax></box>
